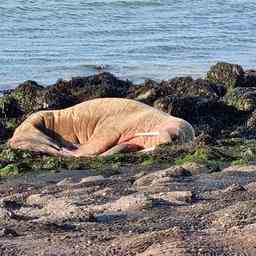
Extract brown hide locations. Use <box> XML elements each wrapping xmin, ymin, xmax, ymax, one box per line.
<box><xmin>9</xmin><ymin>98</ymin><xmax>195</xmax><ymax>157</ymax></box>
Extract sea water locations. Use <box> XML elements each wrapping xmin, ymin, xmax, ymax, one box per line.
<box><xmin>0</xmin><ymin>0</ymin><xmax>256</xmax><ymax>89</ymax></box>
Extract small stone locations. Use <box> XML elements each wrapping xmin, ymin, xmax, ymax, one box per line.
<box><xmin>181</xmin><ymin>162</ymin><xmax>210</xmax><ymax>175</ymax></box>
<box><xmin>134</xmin><ymin>166</ymin><xmax>191</xmax><ymax>188</ymax></box>
<box><xmin>0</xmin><ymin>228</ymin><xmax>18</xmax><ymax>237</ymax></box>
<box><xmin>79</xmin><ymin>175</ymin><xmax>106</xmax><ymax>184</ymax></box>
<box><xmin>45</xmin><ymin>198</ymin><xmax>80</xmax><ymax>218</ymax></box>
<box><xmin>110</xmin><ymin>194</ymin><xmax>151</xmax><ymax>212</ymax></box>
<box><xmin>152</xmin><ymin>191</ymin><xmax>192</xmax><ymax>204</ymax></box>
<box><xmin>56</xmin><ymin>177</ymin><xmax>74</xmax><ymax>186</ymax></box>
<box><xmin>95</xmin><ymin>212</ymin><xmax>127</xmax><ymax>223</ymax></box>
<box><xmin>223</xmin><ymin>184</ymin><xmax>246</xmax><ymax>193</ymax></box>
<box><xmin>222</xmin><ymin>165</ymin><xmax>256</xmax><ymax>173</ymax></box>
<box><xmin>0</xmin><ymin>207</ymin><xmax>15</xmax><ymax>220</ymax></box>
<box><xmin>26</xmin><ymin>194</ymin><xmax>55</xmax><ymax>207</ymax></box>
<box><xmin>94</xmin><ymin>187</ymin><xmax>112</xmax><ymax>197</ymax></box>
<box><xmin>92</xmin><ymin>193</ymin><xmax>154</xmax><ymax>213</ymax></box>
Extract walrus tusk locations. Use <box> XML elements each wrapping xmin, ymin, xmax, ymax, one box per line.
<box><xmin>134</xmin><ymin>132</ymin><xmax>160</xmax><ymax>137</ymax></box>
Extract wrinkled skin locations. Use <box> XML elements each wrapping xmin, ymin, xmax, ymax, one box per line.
<box><xmin>8</xmin><ymin>98</ymin><xmax>195</xmax><ymax>157</ymax></box>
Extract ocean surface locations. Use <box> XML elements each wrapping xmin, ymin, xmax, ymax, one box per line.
<box><xmin>0</xmin><ymin>0</ymin><xmax>256</xmax><ymax>89</ymax></box>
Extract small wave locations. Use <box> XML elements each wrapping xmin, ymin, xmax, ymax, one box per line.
<box><xmin>80</xmin><ymin>64</ymin><xmax>110</xmax><ymax>71</ymax></box>
<box><xmin>86</xmin><ymin>0</ymin><xmax>161</xmax><ymax>7</ymax></box>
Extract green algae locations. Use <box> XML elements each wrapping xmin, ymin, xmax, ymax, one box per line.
<box><xmin>174</xmin><ymin>139</ymin><xmax>256</xmax><ymax>168</ymax></box>
<box><xmin>224</xmin><ymin>88</ymin><xmax>256</xmax><ymax>112</ymax></box>
<box><xmin>0</xmin><ymin>164</ymin><xmax>19</xmax><ymax>177</ymax></box>
<box><xmin>206</xmin><ymin>62</ymin><xmax>244</xmax><ymax>90</ymax></box>
<box><xmin>0</xmin><ymin>137</ymin><xmax>255</xmax><ymax>177</ymax></box>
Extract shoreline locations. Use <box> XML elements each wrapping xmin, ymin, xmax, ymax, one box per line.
<box><xmin>0</xmin><ymin>61</ymin><xmax>256</xmax><ymax>255</ymax></box>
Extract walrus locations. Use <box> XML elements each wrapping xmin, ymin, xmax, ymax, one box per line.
<box><xmin>8</xmin><ymin>98</ymin><xmax>195</xmax><ymax>157</ymax></box>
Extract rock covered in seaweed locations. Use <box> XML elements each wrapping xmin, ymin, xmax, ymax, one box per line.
<box><xmin>225</xmin><ymin>87</ymin><xmax>256</xmax><ymax>112</ymax></box>
<box><xmin>159</xmin><ymin>76</ymin><xmax>225</xmax><ymax>98</ymax></box>
<box><xmin>129</xmin><ymin>79</ymin><xmax>164</xmax><ymax>105</ymax></box>
<box><xmin>129</xmin><ymin>76</ymin><xmax>225</xmax><ymax>106</ymax></box>
<box><xmin>1</xmin><ymin>72</ymin><xmax>133</xmax><ymax>116</ymax></box>
<box><xmin>10</xmin><ymin>80</ymin><xmax>44</xmax><ymax>113</ymax></box>
<box><xmin>154</xmin><ymin>95</ymin><xmax>246</xmax><ymax>137</ymax></box>
<box><xmin>247</xmin><ymin>111</ymin><xmax>256</xmax><ymax>129</ymax></box>
<box><xmin>0</xmin><ymin>95</ymin><xmax>22</xmax><ymax>118</ymax></box>
<box><xmin>244</xmin><ymin>69</ymin><xmax>256</xmax><ymax>87</ymax></box>
<box><xmin>36</xmin><ymin>72</ymin><xmax>132</xmax><ymax>110</ymax></box>
<box><xmin>207</xmin><ymin>62</ymin><xmax>245</xmax><ymax>90</ymax></box>
<box><xmin>0</xmin><ymin>121</ymin><xmax>6</xmax><ymax>140</ymax></box>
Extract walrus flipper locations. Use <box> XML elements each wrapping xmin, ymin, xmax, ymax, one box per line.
<box><xmin>9</xmin><ymin>125</ymin><xmax>61</xmax><ymax>156</ymax></box>
<box><xmin>100</xmin><ymin>143</ymin><xmax>144</xmax><ymax>156</ymax></box>
<box><xmin>71</xmin><ymin>130</ymin><xmax>121</xmax><ymax>157</ymax></box>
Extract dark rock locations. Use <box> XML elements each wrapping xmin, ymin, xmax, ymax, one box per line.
<box><xmin>1</xmin><ymin>73</ymin><xmax>132</xmax><ymax>115</ymax></box>
<box><xmin>95</xmin><ymin>213</ymin><xmax>128</xmax><ymax>223</ymax></box>
<box><xmin>0</xmin><ymin>121</ymin><xmax>6</xmax><ymax>140</ymax></box>
<box><xmin>39</xmin><ymin>88</ymin><xmax>76</xmax><ymax>110</ymax></box>
<box><xmin>14</xmin><ymin>80</ymin><xmax>44</xmax><ymax>95</ymax></box>
<box><xmin>154</xmin><ymin>95</ymin><xmax>245</xmax><ymax>137</ymax></box>
<box><xmin>10</xmin><ymin>80</ymin><xmax>44</xmax><ymax>113</ymax></box>
<box><xmin>159</xmin><ymin>77</ymin><xmax>224</xmax><ymax>98</ymax></box>
<box><xmin>234</xmin><ymin>110</ymin><xmax>256</xmax><ymax>139</ymax></box>
<box><xmin>244</xmin><ymin>70</ymin><xmax>256</xmax><ymax>87</ymax></box>
<box><xmin>38</xmin><ymin>72</ymin><xmax>132</xmax><ymax>110</ymax></box>
<box><xmin>128</xmin><ymin>79</ymin><xmax>164</xmax><ymax>105</ymax></box>
<box><xmin>40</xmin><ymin>222</ymin><xmax>77</xmax><ymax>232</ymax></box>
<box><xmin>0</xmin><ymin>228</ymin><xmax>18</xmax><ymax>237</ymax></box>
<box><xmin>0</xmin><ymin>159</ymin><xmax>10</xmax><ymax>168</ymax></box>
<box><xmin>154</xmin><ymin>96</ymin><xmax>211</xmax><ymax>120</ymax></box>
<box><xmin>0</xmin><ymin>95</ymin><xmax>22</xmax><ymax>118</ymax></box>
<box><xmin>207</xmin><ymin>62</ymin><xmax>245</xmax><ymax>90</ymax></box>
<box><xmin>193</xmin><ymin>133</ymin><xmax>217</xmax><ymax>146</ymax></box>
<box><xmin>128</xmin><ymin>77</ymin><xmax>224</xmax><ymax>106</ymax></box>
<box><xmin>50</xmin><ymin>72</ymin><xmax>131</xmax><ymax>101</ymax></box>
<box><xmin>0</xmin><ymin>199</ymin><xmax>23</xmax><ymax>210</ymax></box>
<box><xmin>225</xmin><ymin>87</ymin><xmax>256</xmax><ymax>111</ymax></box>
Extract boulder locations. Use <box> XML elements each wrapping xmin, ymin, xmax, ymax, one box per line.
<box><xmin>26</xmin><ymin>194</ymin><xmax>55</xmax><ymax>207</ymax></box>
<box><xmin>39</xmin><ymin>88</ymin><xmax>76</xmax><ymax>110</ymax></box>
<box><xmin>154</xmin><ymin>95</ymin><xmax>245</xmax><ymax>137</ymax></box>
<box><xmin>2</xmin><ymin>73</ymin><xmax>132</xmax><ymax>114</ymax></box>
<box><xmin>181</xmin><ymin>162</ymin><xmax>211</xmax><ymax>175</ymax></box>
<box><xmin>105</xmin><ymin>193</ymin><xmax>154</xmax><ymax>212</ymax></box>
<box><xmin>154</xmin><ymin>95</ymin><xmax>212</xmax><ymax>120</ymax></box>
<box><xmin>225</xmin><ymin>87</ymin><xmax>256</xmax><ymax>111</ymax></box>
<box><xmin>152</xmin><ymin>191</ymin><xmax>192</xmax><ymax>205</ymax></box>
<box><xmin>0</xmin><ymin>95</ymin><xmax>22</xmax><ymax>118</ymax></box>
<box><xmin>134</xmin><ymin>166</ymin><xmax>191</xmax><ymax>188</ymax></box>
<box><xmin>128</xmin><ymin>79</ymin><xmax>164</xmax><ymax>105</ymax></box>
<box><xmin>10</xmin><ymin>80</ymin><xmax>44</xmax><ymax>113</ymax></box>
<box><xmin>244</xmin><ymin>69</ymin><xmax>256</xmax><ymax>87</ymax></box>
<box><xmin>232</xmin><ymin>110</ymin><xmax>256</xmax><ymax>139</ymax></box>
<box><xmin>207</xmin><ymin>62</ymin><xmax>245</xmax><ymax>90</ymax></box>
<box><xmin>128</xmin><ymin>76</ymin><xmax>224</xmax><ymax>107</ymax></box>
<box><xmin>39</xmin><ymin>72</ymin><xmax>132</xmax><ymax>110</ymax></box>
<box><xmin>0</xmin><ymin>121</ymin><xmax>6</xmax><ymax>140</ymax></box>
<box><xmin>159</xmin><ymin>76</ymin><xmax>224</xmax><ymax>98</ymax></box>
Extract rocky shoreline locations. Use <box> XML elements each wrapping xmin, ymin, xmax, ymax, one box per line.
<box><xmin>0</xmin><ymin>62</ymin><xmax>256</xmax><ymax>255</ymax></box>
